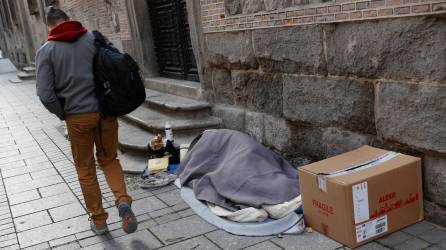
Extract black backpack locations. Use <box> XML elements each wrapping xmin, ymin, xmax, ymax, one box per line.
<box><xmin>92</xmin><ymin>30</ymin><xmax>146</xmax><ymax>117</ymax></box>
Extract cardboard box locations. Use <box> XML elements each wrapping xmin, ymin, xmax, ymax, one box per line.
<box><xmin>299</xmin><ymin>146</ymin><xmax>423</xmax><ymax>248</ymax></box>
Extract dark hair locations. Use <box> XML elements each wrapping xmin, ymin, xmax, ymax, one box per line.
<box><xmin>46</xmin><ymin>6</ymin><xmax>69</xmax><ymax>26</ymax></box>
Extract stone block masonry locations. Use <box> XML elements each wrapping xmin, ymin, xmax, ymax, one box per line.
<box><xmin>204</xmin><ymin>11</ymin><xmax>446</xmax><ymax>226</ymax></box>
<box><xmin>325</xmin><ymin>16</ymin><xmax>446</xmax><ymax>82</ymax></box>
<box><xmin>376</xmin><ymin>81</ymin><xmax>446</xmax><ymax>154</ymax></box>
<box><xmin>283</xmin><ymin>75</ymin><xmax>375</xmax><ymax>134</ymax></box>
<box><xmin>252</xmin><ymin>25</ymin><xmax>326</xmax><ymax>74</ymax></box>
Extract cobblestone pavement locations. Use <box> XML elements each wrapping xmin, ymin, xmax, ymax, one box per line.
<box><xmin>0</xmin><ymin>59</ymin><xmax>445</xmax><ymax>249</ymax></box>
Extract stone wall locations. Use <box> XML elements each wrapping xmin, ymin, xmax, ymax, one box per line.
<box><xmin>25</xmin><ymin>0</ymin><xmax>50</xmax><ymax>51</ymax></box>
<box><xmin>202</xmin><ymin>14</ymin><xmax>446</xmax><ymax>226</ymax></box>
<box><xmin>0</xmin><ymin>0</ymin><xmax>42</xmax><ymax>68</ymax></box>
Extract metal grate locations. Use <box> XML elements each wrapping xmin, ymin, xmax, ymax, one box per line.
<box><xmin>148</xmin><ymin>0</ymin><xmax>199</xmax><ymax>82</ymax></box>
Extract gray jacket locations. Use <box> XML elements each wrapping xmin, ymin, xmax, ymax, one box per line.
<box><xmin>36</xmin><ymin>32</ymin><xmax>99</xmax><ymax>120</ymax></box>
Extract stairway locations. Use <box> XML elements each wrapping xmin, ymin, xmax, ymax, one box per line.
<box><xmin>17</xmin><ymin>65</ymin><xmax>36</xmax><ymax>81</ymax></box>
<box><xmin>118</xmin><ymin>77</ymin><xmax>221</xmax><ymax>173</ymax></box>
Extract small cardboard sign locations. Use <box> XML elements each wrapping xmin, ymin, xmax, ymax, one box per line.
<box><xmin>148</xmin><ymin>157</ymin><xmax>169</xmax><ymax>174</ymax></box>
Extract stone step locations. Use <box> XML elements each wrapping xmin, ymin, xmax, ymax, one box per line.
<box><xmin>9</xmin><ymin>77</ymin><xmax>23</xmax><ymax>84</ymax></box>
<box><xmin>118</xmin><ymin>119</ymin><xmax>199</xmax><ymax>155</ymax></box>
<box><xmin>123</xmin><ymin>105</ymin><xmax>221</xmax><ymax>134</ymax></box>
<box><xmin>23</xmin><ymin>66</ymin><xmax>36</xmax><ymax>74</ymax></box>
<box><xmin>145</xmin><ymin>89</ymin><xmax>211</xmax><ymax>118</ymax></box>
<box><xmin>17</xmin><ymin>71</ymin><xmax>35</xmax><ymax>80</ymax></box>
<box><xmin>144</xmin><ymin>77</ymin><xmax>202</xmax><ymax>100</ymax></box>
<box><xmin>118</xmin><ymin>151</ymin><xmax>147</xmax><ymax>174</ymax></box>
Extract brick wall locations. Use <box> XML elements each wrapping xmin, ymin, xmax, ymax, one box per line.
<box><xmin>58</xmin><ymin>0</ymin><xmax>132</xmax><ymax>51</ymax></box>
<box><xmin>201</xmin><ymin>0</ymin><xmax>446</xmax><ymax>32</ymax></box>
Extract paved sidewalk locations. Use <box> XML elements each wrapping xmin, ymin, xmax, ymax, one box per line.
<box><xmin>0</xmin><ymin>59</ymin><xmax>445</xmax><ymax>249</ymax></box>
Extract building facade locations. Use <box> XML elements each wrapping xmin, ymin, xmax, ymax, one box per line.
<box><xmin>0</xmin><ymin>0</ymin><xmax>47</xmax><ymax>68</ymax></box>
<box><xmin>0</xmin><ymin>0</ymin><xmax>445</xmax><ymax>226</ymax></box>
<box><xmin>0</xmin><ymin>0</ymin><xmax>136</xmax><ymax>69</ymax></box>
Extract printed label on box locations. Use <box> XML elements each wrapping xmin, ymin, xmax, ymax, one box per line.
<box><xmin>355</xmin><ymin>215</ymin><xmax>388</xmax><ymax>243</ymax></box>
<box><xmin>353</xmin><ymin>181</ymin><xmax>370</xmax><ymax>224</ymax></box>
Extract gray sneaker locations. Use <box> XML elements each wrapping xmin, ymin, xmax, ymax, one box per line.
<box><xmin>90</xmin><ymin>222</ymin><xmax>109</xmax><ymax>235</ymax></box>
<box><xmin>118</xmin><ymin>202</ymin><xmax>138</xmax><ymax>234</ymax></box>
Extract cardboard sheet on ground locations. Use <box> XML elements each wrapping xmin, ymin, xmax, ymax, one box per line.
<box><xmin>175</xmin><ymin>179</ymin><xmax>303</xmax><ymax>236</ymax></box>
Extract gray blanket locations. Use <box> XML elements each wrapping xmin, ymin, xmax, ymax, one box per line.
<box><xmin>177</xmin><ymin>129</ymin><xmax>300</xmax><ymax>211</ymax></box>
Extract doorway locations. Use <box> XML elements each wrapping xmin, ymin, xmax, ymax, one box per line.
<box><xmin>148</xmin><ymin>0</ymin><xmax>199</xmax><ymax>82</ymax></box>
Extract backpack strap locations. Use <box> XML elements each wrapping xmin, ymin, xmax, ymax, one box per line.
<box><xmin>92</xmin><ymin>30</ymin><xmax>120</xmax><ymax>53</ymax></box>
<box><xmin>92</xmin><ymin>30</ymin><xmax>108</xmax><ymax>154</ymax></box>
<box><xmin>92</xmin><ymin>30</ymin><xmax>107</xmax><ymax>48</ymax></box>
<box><xmin>98</xmin><ymin>118</ymin><xmax>106</xmax><ymax>157</ymax></box>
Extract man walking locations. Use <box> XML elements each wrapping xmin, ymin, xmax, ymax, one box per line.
<box><xmin>36</xmin><ymin>7</ymin><xmax>137</xmax><ymax>235</ymax></box>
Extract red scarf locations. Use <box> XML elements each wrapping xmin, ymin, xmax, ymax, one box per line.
<box><xmin>48</xmin><ymin>21</ymin><xmax>87</xmax><ymax>42</ymax></box>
